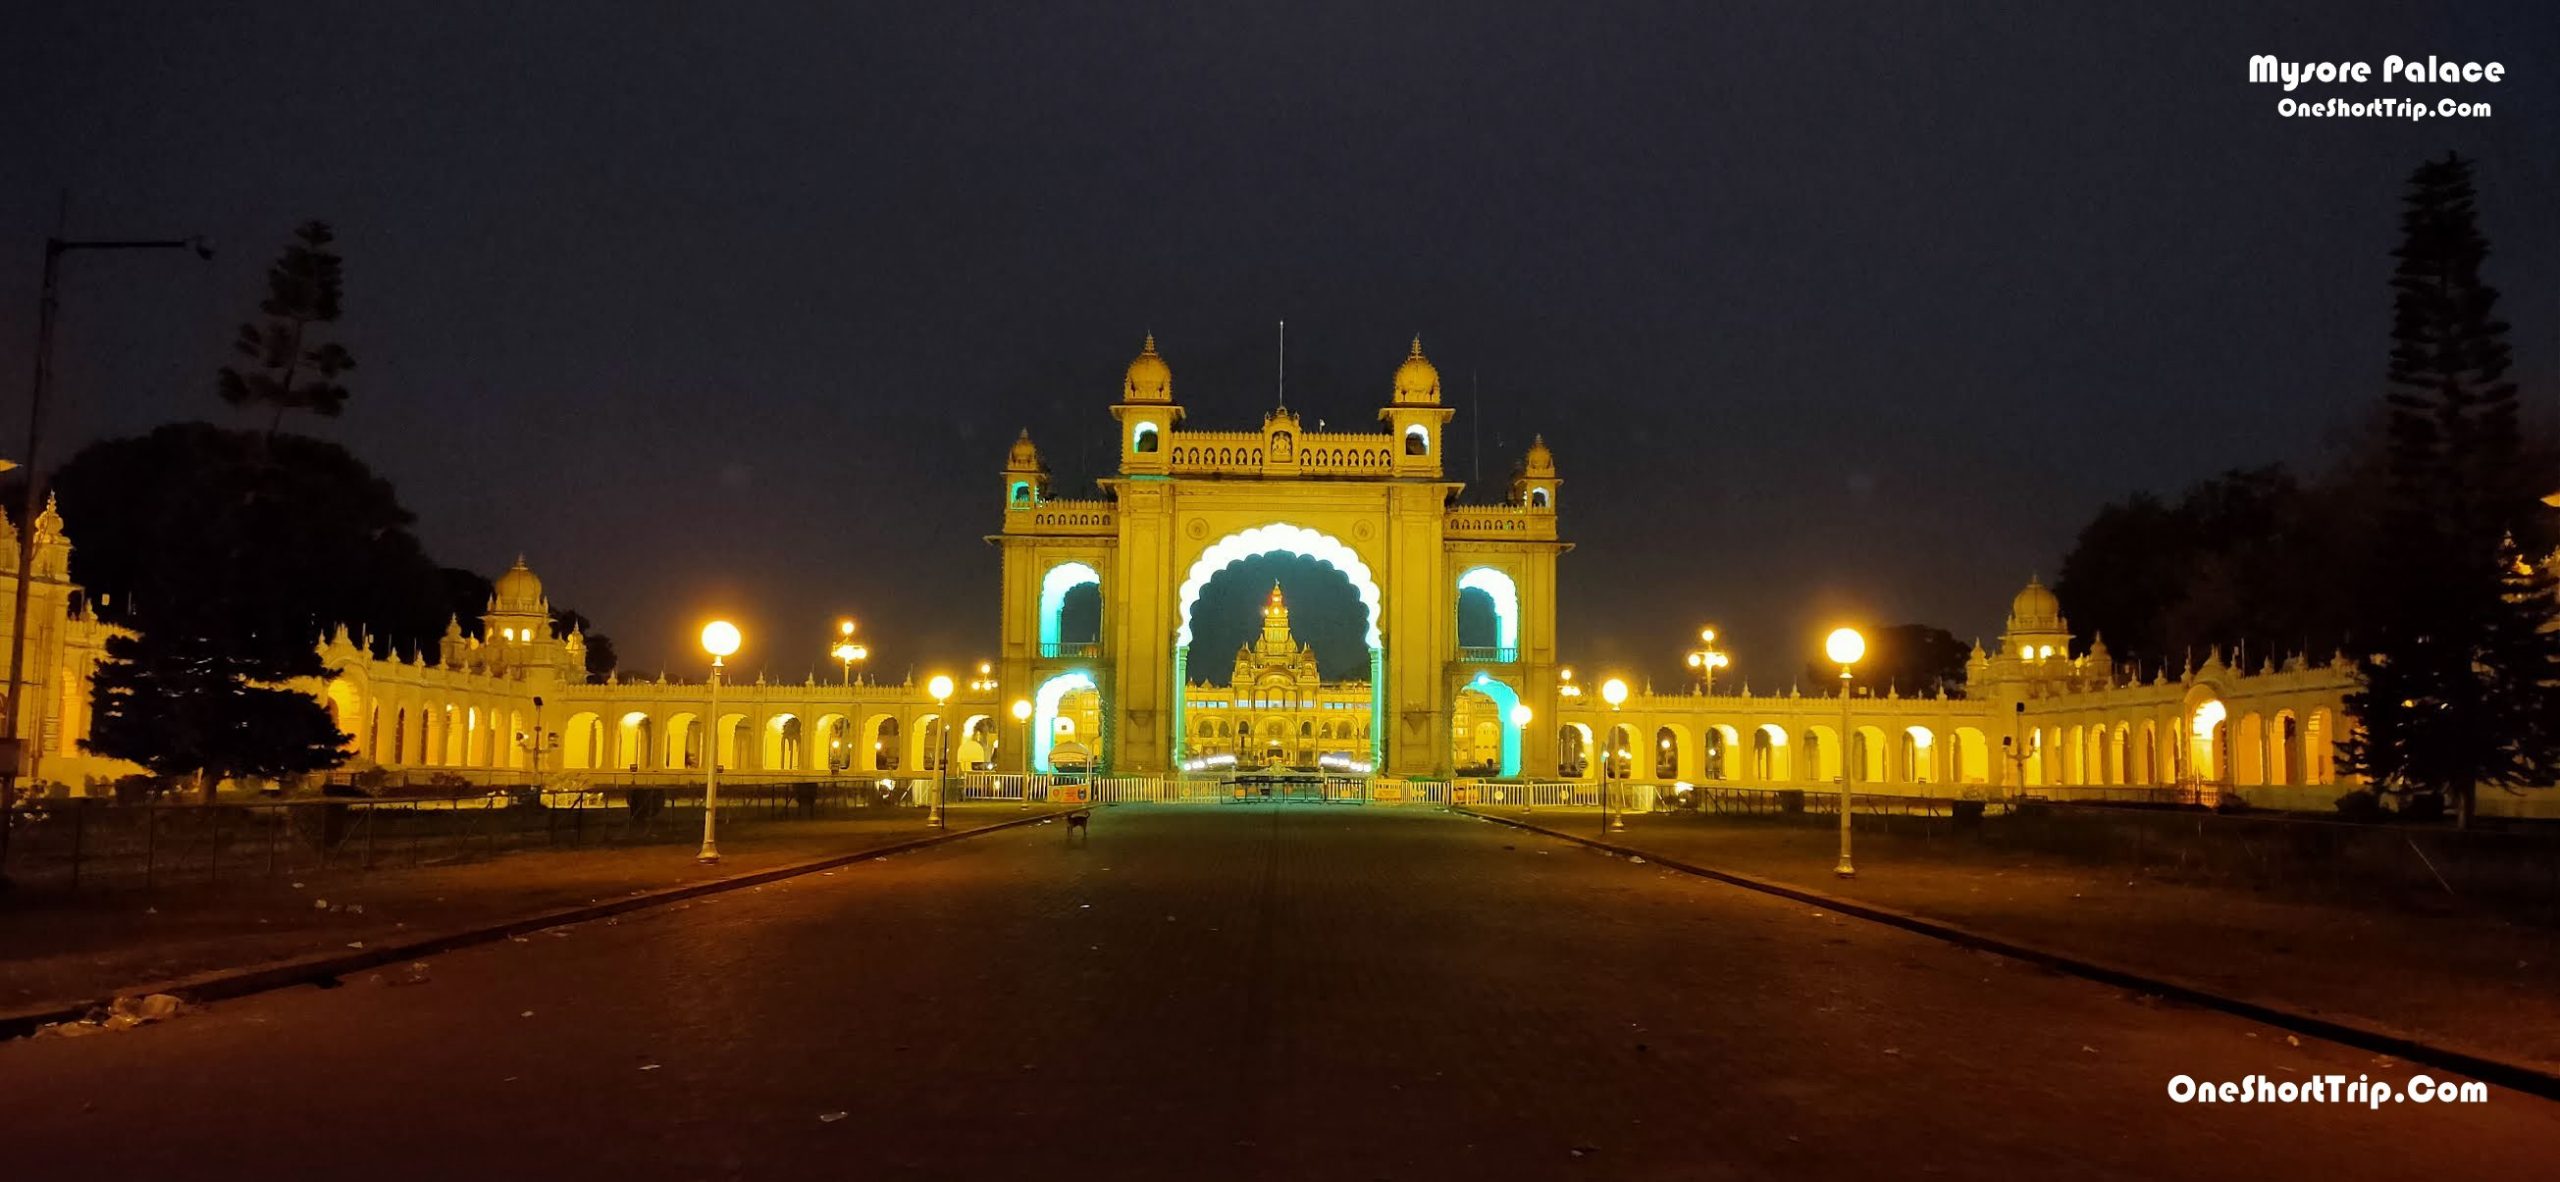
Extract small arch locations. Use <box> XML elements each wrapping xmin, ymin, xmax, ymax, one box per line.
<box><xmin>1404</xmin><ymin>424</ymin><xmax>1430</xmax><ymax>455</ymax></box>
<box><xmin>1132</xmin><ymin>422</ymin><xmax>1160</xmax><ymax>453</ymax></box>
<box><xmin>1529</xmin><ymin>487</ymin><xmax>1549</xmax><ymax>508</ymax></box>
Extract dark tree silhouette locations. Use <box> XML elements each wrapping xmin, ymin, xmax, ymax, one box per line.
<box><xmin>2343</xmin><ymin>152</ymin><xmax>2556</xmax><ymax>826</ymax></box>
<box><xmin>88</xmin><ymin>629</ymin><xmax>348</xmax><ymax>801</ymax></box>
<box><xmin>219</xmin><ymin>220</ymin><xmax>355</xmax><ymax>433</ymax></box>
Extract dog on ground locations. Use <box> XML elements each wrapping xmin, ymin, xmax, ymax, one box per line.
<box><xmin>1065</xmin><ymin>809</ymin><xmax>1091</xmax><ymax>843</ymax></box>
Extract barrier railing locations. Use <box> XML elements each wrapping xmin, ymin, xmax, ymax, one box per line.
<box><xmin>0</xmin><ymin>778</ymin><xmax>937</xmax><ymax>894</ymax></box>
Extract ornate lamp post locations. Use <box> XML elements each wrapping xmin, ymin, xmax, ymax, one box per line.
<box><xmin>1825</xmin><ymin>626</ymin><xmax>1865</xmax><ymax>878</ymax></box>
<box><xmin>697</xmin><ymin>620</ymin><xmax>742</xmax><ymax>864</ymax></box>
<box><xmin>832</xmin><ymin>619</ymin><xmax>868</xmax><ymax>686</ymax></box>
<box><xmin>927</xmin><ymin>673</ymin><xmax>955</xmax><ymax>829</ymax></box>
<box><xmin>1600</xmin><ymin>676</ymin><xmax>1629</xmax><ymax>833</ymax></box>
<box><xmin>1685</xmin><ymin>626</ymin><xmax>1729</xmax><ymax>696</ymax></box>
<box><xmin>1011</xmin><ymin>697</ymin><xmax>1034</xmax><ymax>804</ymax></box>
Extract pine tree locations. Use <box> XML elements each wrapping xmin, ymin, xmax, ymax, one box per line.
<box><xmin>87</xmin><ymin>628</ymin><xmax>348</xmax><ymax>803</ymax></box>
<box><xmin>2343</xmin><ymin>152</ymin><xmax>2552</xmax><ymax>826</ymax></box>
<box><xmin>218</xmin><ymin>220</ymin><xmax>355</xmax><ymax>434</ymax></box>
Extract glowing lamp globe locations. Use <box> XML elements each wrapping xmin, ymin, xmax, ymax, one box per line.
<box><xmin>1011</xmin><ymin>698</ymin><xmax>1033</xmax><ymax>721</ymax></box>
<box><xmin>701</xmin><ymin>620</ymin><xmax>741</xmax><ymax>658</ymax></box>
<box><xmin>1600</xmin><ymin>677</ymin><xmax>1629</xmax><ymax>707</ymax></box>
<box><xmin>927</xmin><ymin>674</ymin><xmax>955</xmax><ymax>700</ymax></box>
<box><xmin>1509</xmin><ymin>704</ymin><xmax>1533</xmax><ymax>727</ymax></box>
<box><xmin>1825</xmin><ymin>627</ymin><xmax>1865</xmax><ymax>667</ymax></box>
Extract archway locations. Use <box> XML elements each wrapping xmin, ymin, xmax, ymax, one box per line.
<box><xmin>665</xmin><ymin>713</ymin><xmax>699</xmax><ymax>770</ymax></box>
<box><xmin>960</xmin><ymin>714</ymin><xmax>996</xmax><ymax>770</ymax></box>
<box><xmin>813</xmin><ymin>713</ymin><xmax>851</xmax><ymax>773</ymax></box>
<box><xmin>1039</xmin><ymin>562</ymin><xmax>1102</xmax><ymax>656</ymax></box>
<box><xmin>1704</xmin><ymin>724</ymin><xmax>1736</xmax><ymax>781</ymax></box>
<box><xmin>616</xmin><ymin>712</ymin><xmax>652</xmax><ymax>771</ymax></box>
<box><xmin>1751</xmin><ymin>724</ymin><xmax>1790</xmax><ymax>781</ymax></box>
<box><xmin>563</xmin><ymin>711</ymin><xmax>604</xmax><ymax>770</ymax></box>
<box><xmin>1558</xmin><ymin>722</ymin><xmax>1592</xmax><ymax>779</ymax></box>
<box><xmin>1032</xmin><ymin>672</ymin><xmax>1097</xmax><ymax>774</ymax></box>
<box><xmin>764</xmin><ymin>714</ymin><xmax>804</xmax><ymax>772</ymax></box>
<box><xmin>2188</xmin><ymin>694</ymin><xmax>2227</xmax><ymax>786</ymax></box>
<box><xmin>1452</xmin><ymin>674</ymin><xmax>1522</xmax><ymax>776</ymax></box>
<box><xmin>1952</xmin><ymin>726</ymin><xmax>1988</xmax><ymax>783</ymax></box>
<box><xmin>866</xmin><ymin>714</ymin><xmax>901</xmax><ymax>771</ymax></box>
<box><xmin>1173</xmin><ymin>524</ymin><xmax>1385</xmax><ymax>769</ymax></box>
<box><xmin>1902</xmin><ymin>725</ymin><xmax>1935</xmax><ymax>784</ymax></box>
<box><xmin>1455</xmin><ymin>567</ymin><xmax>1519</xmax><ymax>659</ymax></box>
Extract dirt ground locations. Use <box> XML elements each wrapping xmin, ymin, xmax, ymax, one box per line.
<box><xmin>1497</xmin><ymin>807</ymin><xmax>2560</xmax><ymax>1073</ymax></box>
<box><xmin>0</xmin><ymin>804</ymin><xmax>1043</xmax><ymax>1017</ymax></box>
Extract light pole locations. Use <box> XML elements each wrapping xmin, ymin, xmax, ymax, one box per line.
<box><xmin>1685</xmin><ymin>626</ymin><xmax>1728</xmax><ymax>696</ymax></box>
<box><xmin>697</xmin><ymin>620</ymin><xmax>741</xmax><ymax>864</ymax></box>
<box><xmin>928</xmin><ymin>674</ymin><xmax>955</xmax><ymax>829</ymax></box>
<box><xmin>3</xmin><ymin>229</ymin><xmax>210</xmax><ymax>855</ymax></box>
<box><xmin>1600</xmin><ymin>677</ymin><xmax>1629</xmax><ymax>834</ymax></box>
<box><xmin>832</xmin><ymin>619</ymin><xmax>867</xmax><ymax>686</ymax></box>
<box><xmin>1825</xmin><ymin>626</ymin><xmax>1865</xmax><ymax>879</ymax></box>
<box><xmin>1012</xmin><ymin>697</ymin><xmax>1034</xmax><ymax>806</ymax></box>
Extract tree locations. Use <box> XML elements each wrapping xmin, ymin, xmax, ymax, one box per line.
<box><xmin>219</xmin><ymin>220</ymin><xmax>355</xmax><ymax>433</ymax></box>
<box><xmin>87</xmin><ymin>629</ymin><xmax>348</xmax><ymax>801</ymax></box>
<box><xmin>550</xmin><ymin>608</ymin><xmax>620</xmax><ymax>683</ymax></box>
<box><xmin>2343</xmin><ymin>152</ymin><xmax>2553</xmax><ymax>826</ymax></box>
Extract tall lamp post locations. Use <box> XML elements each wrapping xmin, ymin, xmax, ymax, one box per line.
<box><xmin>1011</xmin><ymin>698</ymin><xmax>1034</xmax><ymax>806</ymax></box>
<box><xmin>1685</xmin><ymin>627</ymin><xmax>1728</xmax><ymax>696</ymax></box>
<box><xmin>832</xmin><ymin>619</ymin><xmax>868</xmax><ymax>686</ymax></box>
<box><xmin>1600</xmin><ymin>677</ymin><xmax>1629</xmax><ymax>834</ymax></box>
<box><xmin>1825</xmin><ymin>626</ymin><xmax>1865</xmax><ymax>879</ymax></box>
<box><xmin>4</xmin><ymin>229</ymin><xmax>210</xmax><ymax>858</ymax></box>
<box><xmin>927</xmin><ymin>674</ymin><xmax>955</xmax><ymax>829</ymax></box>
<box><xmin>697</xmin><ymin>620</ymin><xmax>742</xmax><ymax>864</ymax></box>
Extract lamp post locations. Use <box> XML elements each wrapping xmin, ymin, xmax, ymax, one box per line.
<box><xmin>1685</xmin><ymin>627</ymin><xmax>1728</xmax><ymax>696</ymax></box>
<box><xmin>698</xmin><ymin>620</ymin><xmax>742</xmax><ymax>864</ymax></box>
<box><xmin>1825</xmin><ymin>626</ymin><xmax>1865</xmax><ymax>878</ymax></box>
<box><xmin>3</xmin><ymin>229</ymin><xmax>210</xmax><ymax>866</ymax></box>
<box><xmin>832</xmin><ymin>619</ymin><xmax>867</xmax><ymax>686</ymax></box>
<box><xmin>1011</xmin><ymin>697</ymin><xmax>1034</xmax><ymax>806</ymax></box>
<box><xmin>928</xmin><ymin>674</ymin><xmax>955</xmax><ymax>829</ymax></box>
<box><xmin>1508</xmin><ymin>703</ymin><xmax>1532</xmax><ymax>810</ymax></box>
<box><xmin>1600</xmin><ymin>677</ymin><xmax>1628</xmax><ymax>834</ymax></box>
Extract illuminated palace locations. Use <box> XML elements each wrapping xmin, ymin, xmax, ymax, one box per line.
<box><xmin>32</xmin><ymin>331</ymin><xmax>2546</xmax><ymax>814</ymax></box>
<box><xmin>1183</xmin><ymin>583</ymin><xmax>1374</xmax><ymax>768</ymax></box>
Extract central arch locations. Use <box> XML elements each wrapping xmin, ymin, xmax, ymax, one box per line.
<box><xmin>1174</xmin><ymin>524</ymin><xmax>1386</xmax><ymax>768</ymax></box>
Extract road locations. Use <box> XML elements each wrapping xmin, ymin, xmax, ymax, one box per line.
<box><xmin>4</xmin><ymin>805</ymin><xmax>2554</xmax><ymax>1179</ymax></box>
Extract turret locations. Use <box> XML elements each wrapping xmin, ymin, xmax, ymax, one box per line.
<box><xmin>1510</xmin><ymin>434</ymin><xmax>1559</xmax><ymax>510</ymax></box>
<box><xmin>1379</xmin><ymin>336</ymin><xmax>1454</xmax><ymax>478</ymax></box>
<box><xmin>1004</xmin><ymin>429</ymin><xmax>1051</xmax><ymax>508</ymax></box>
<box><xmin>1112</xmin><ymin>334</ymin><xmax>1181</xmax><ymax>476</ymax></box>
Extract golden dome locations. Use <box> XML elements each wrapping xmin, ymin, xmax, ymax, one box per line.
<box><xmin>2010</xmin><ymin>576</ymin><xmax>2061</xmax><ymax>627</ymax></box>
<box><xmin>1006</xmin><ymin>428</ymin><xmax>1044</xmax><ymax>471</ymax></box>
<box><xmin>1521</xmin><ymin>434</ymin><xmax>1556</xmax><ymax>475</ymax></box>
<box><xmin>492</xmin><ymin>555</ymin><xmax>545</xmax><ymax>608</ymax></box>
<box><xmin>1392</xmin><ymin>335</ymin><xmax>1440</xmax><ymax>404</ymax></box>
<box><xmin>1123</xmin><ymin>334</ymin><xmax>1173</xmax><ymax>403</ymax></box>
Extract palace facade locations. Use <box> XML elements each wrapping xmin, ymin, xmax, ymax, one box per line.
<box><xmin>21</xmin><ymin>332</ymin><xmax>2519</xmax><ymax>815</ymax></box>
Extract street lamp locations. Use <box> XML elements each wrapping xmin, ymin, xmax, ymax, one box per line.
<box><xmin>970</xmin><ymin>661</ymin><xmax>999</xmax><ymax>693</ymax></box>
<box><xmin>1011</xmin><ymin>697</ymin><xmax>1034</xmax><ymax>805</ymax></box>
<box><xmin>1685</xmin><ymin>626</ymin><xmax>1729</xmax><ymax>696</ymax></box>
<box><xmin>697</xmin><ymin>620</ymin><xmax>742</xmax><ymax>864</ymax></box>
<box><xmin>831</xmin><ymin>618</ymin><xmax>868</xmax><ymax>685</ymax></box>
<box><xmin>927</xmin><ymin>673</ymin><xmax>955</xmax><ymax>829</ymax></box>
<box><xmin>1600</xmin><ymin>676</ymin><xmax>1629</xmax><ymax>834</ymax></box>
<box><xmin>1508</xmin><ymin>703</ymin><xmax>1533</xmax><ymax>811</ymax></box>
<box><xmin>1825</xmin><ymin>626</ymin><xmax>1865</xmax><ymax>878</ymax></box>
<box><xmin>3</xmin><ymin>229</ymin><xmax>210</xmax><ymax>859</ymax></box>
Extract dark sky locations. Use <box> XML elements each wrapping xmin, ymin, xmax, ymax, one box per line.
<box><xmin>7</xmin><ymin>2</ymin><xmax>2555</xmax><ymax>689</ymax></box>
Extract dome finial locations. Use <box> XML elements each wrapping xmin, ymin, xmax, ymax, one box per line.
<box><xmin>1409</xmin><ymin>334</ymin><xmax>1424</xmax><ymax>358</ymax></box>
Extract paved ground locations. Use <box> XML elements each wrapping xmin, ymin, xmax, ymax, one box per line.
<box><xmin>1495</xmin><ymin>808</ymin><xmax>2560</xmax><ymax>1073</ymax></box>
<box><xmin>1</xmin><ymin>804</ymin><xmax>1030</xmax><ymax>1015</ymax></box>
<box><xmin>4</xmin><ymin>805</ymin><xmax>2555</xmax><ymax>1180</ymax></box>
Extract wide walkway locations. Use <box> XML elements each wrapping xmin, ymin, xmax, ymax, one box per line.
<box><xmin>3</xmin><ymin>806</ymin><xmax>2553</xmax><ymax>1179</ymax></box>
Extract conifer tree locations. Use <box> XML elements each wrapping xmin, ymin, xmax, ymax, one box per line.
<box><xmin>218</xmin><ymin>220</ymin><xmax>355</xmax><ymax>433</ymax></box>
<box><xmin>2343</xmin><ymin>152</ymin><xmax>2555</xmax><ymax>826</ymax></box>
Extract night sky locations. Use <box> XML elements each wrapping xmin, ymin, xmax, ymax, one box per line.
<box><xmin>7</xmin><ymin>2</ymin><xmax>2555</xmax><ymax>689</ymax></box>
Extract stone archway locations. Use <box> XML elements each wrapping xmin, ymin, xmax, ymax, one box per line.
<box><xmin>1173</xmin><ymin>524</ymin><xmax>1387</xmax><ymax>770</ymax></box>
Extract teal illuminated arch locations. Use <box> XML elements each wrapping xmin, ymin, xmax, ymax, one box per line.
<box><xmin>1032</xmin><ymin>670</ymin><xmax>1098</xmax><ymax>773</ymax></box>
<box><xmin>1038</xmin><ymin>562</ymin><xmax>1102</xmax><ymax>649</ymax></box>
<box><xmin>1456</xmin><ymin>566</ymin><xmax>1519</xmax><ymax>650</ymax></box>
<box><xmin>1462</xmin><ymin>672</ymin><xmax>1524</xmax><ymax>776</ymax></box>
<box><xmin>1172</xmin><ymin>524</ymin><xmax>1385</xmax><ymax>768</ymax></box>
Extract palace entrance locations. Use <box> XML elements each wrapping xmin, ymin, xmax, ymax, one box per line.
<box><xmin>992</xmin><ymin>335</ymin><xmax>1568</xmax><ymax>777</ymax></box>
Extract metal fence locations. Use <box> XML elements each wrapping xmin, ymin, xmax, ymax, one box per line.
<box><xmin>0</xmin><ymin>778</ymin><xmax>942</xmax><ymax>894</ymax></box>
